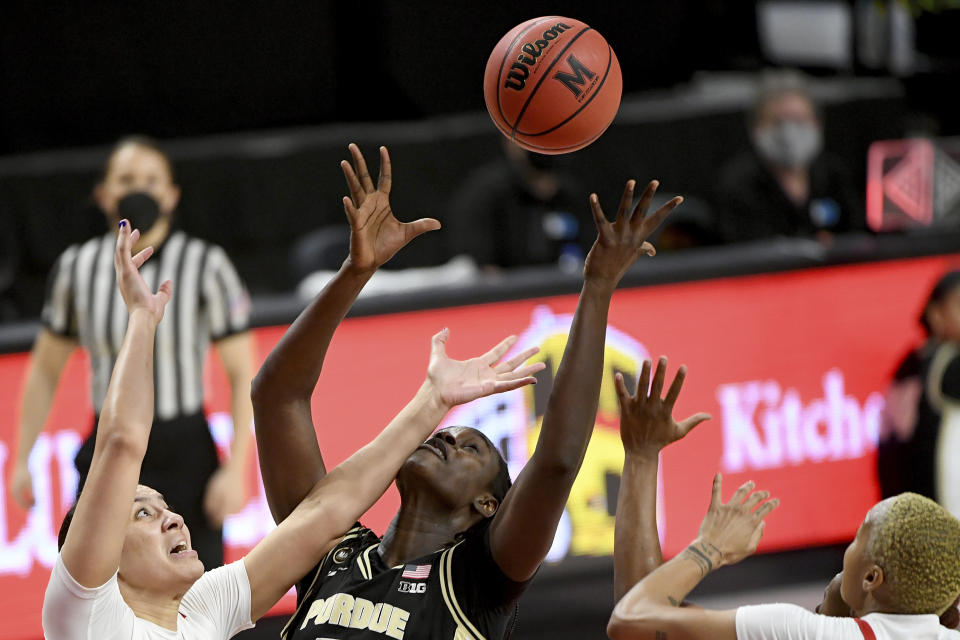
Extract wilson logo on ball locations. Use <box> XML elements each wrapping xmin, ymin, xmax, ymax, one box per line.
<box><xmin>503</xmin><ymin>22</ymin><xmax>574</xmax><ymax>91</ymax></box>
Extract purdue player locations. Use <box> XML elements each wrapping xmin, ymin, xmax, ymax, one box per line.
<box><xmin>252</xmin><ymin>144</ymin><xmax>681</xmax><ymax>639</ymax></box>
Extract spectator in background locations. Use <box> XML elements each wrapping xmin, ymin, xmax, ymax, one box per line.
<box><xmin>446</xmin><ymin>139</ymin><xmax>591</xmax><ymax>271</ymax></box>
<box><xmin>877</xmin><ymin>270</ymin><xmax>960</xmax><ymax>520</ymax></box>
<box><xmin>714</xmin><ymin>70</ymin><xmax>863</xmax><ymax>243</ymax></box>
<box><xmin>10</xmin><ymin>135</ymin><xmax>255</xmax><ymax>569</ymax></box>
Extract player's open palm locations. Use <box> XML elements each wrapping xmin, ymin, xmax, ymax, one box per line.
<box><xmin>426</xmin><ymin>329</ymin><xmax>545</xmax><ymax>408</ymax></box>
<box><xmin>615</xmin><ymin>356</ymin><xmax>710</xmax><ymax>460</ymax></box>
<box><xmin>340</xmin><ymin>143</ymin><xmax>440</xmax><ymax>273</ymax></box>
<box><xmin>696</xmin><ymin>475</ymin><xmax>780</xmax><ymax>568</ymax></box>
<box><xmin>114</xmin><ymin>220</ymin><xmax>171</xmax><ymax>323</ymax></box>
<box><xmin>584</xmin><ymin>179</ymin><xmax>682</xmax><ymax>285</ymax></box>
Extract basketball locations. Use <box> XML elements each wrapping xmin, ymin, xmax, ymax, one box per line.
<box><xmin>483</xmin><ymin>16</ymin><xmax>622</xmax><ymax>154</ymax></box>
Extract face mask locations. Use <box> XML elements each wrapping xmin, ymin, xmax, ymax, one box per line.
<box><xmin>116</xmin><ymin>192</ymin><xmax>162</xmax><ymax>230</ymax></box>
<box><xmin>753</xmin><ymin>121</ymin><xmax>823</xmax><ymax>169</ymax></box>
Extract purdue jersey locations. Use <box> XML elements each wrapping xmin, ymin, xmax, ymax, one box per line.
<box><xmin>282</xmin><ymin>524</ymin><xmax>527</xmax><ymax>640</ymax></box>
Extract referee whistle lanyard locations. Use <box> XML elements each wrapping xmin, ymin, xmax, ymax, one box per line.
<box><xmin>855</xmin><ymin>618</ymin><xmax>877</xmax><ymax>640</ymax></box>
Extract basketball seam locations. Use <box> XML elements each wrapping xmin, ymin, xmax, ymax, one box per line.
<box><xmin>510</xmin><ymin>26</ymin><xmax>593</xmax><ymax>137</ymax></box>
<box><xmin>495</xmin><ymin>16</ymin><xmax>561</xmax><ymax>130</ymax></box>
<box><xmin>516</xmin><ymin>44</ymin><xmax>614</xmax><ymax>137</ymax></box>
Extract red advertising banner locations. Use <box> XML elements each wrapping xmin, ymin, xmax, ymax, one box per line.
<box><xmin>1</xmin><ymin>254</ymin><xmax>957</xmax><ymax>638</ymax></box>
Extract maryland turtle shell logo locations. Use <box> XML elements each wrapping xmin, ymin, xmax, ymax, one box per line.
<box><xmin>442</xmin><ymin>305</ymin><xmax>666</xmax><ymax>561</ymax></box>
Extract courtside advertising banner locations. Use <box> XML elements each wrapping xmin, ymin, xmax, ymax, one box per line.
<box><xmin>0</xmin><ymin>255</ymin><xmax>956</xmax><ymax>639</ymax></box>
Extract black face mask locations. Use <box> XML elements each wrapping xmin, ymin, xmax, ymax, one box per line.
<box><xmin>116</xmin><ymin>192</ymin><xmax>162</xmax><ymax>230</ymax></box>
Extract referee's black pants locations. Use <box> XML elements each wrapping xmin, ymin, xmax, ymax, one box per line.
<box><xmin>74</xmin><ymin>411</ymin><xmax>224</xmax><ymax>569</ymax></box>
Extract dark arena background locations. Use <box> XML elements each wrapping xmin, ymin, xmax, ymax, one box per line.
<box><xmin>2</xmin><ymin>2</ymin><xmax>960</xmax><ymax>639</ymax></box>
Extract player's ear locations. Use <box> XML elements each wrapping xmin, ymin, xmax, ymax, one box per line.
<box><xmin>472</xmin><ymin>493</ymin><xmax>499</xmax><ymax>519</ymax></box>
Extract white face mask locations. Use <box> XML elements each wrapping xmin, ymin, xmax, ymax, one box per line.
<box><xmin>753</xmin><ymin>121</ymin><xmax>823</xmax><ymax>169</ymax></box>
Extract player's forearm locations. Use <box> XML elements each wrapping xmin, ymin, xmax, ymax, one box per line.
<box><xmin>251</xmin><ymin>264</ymin><xmax>371</xmax><ymax>402</ymax></box>
<box><xmin>96</xmin><ymin>311</ymin><xmax>158</xmax><ymax>453</ymax></box>
<box><xmin>614</xmin><ymin>453</ymin><xmax>662</xmax><ymax>602</ymax></box>
<box><xmin>299</xmin><ymin>380</ymin><xmax>447</xmax><ymax>527</ymax></box>
<box><xmin>611</xmin><ymin>544</ymin><xmax>716</xmax><ymax>628</ymax></box>
<box><xmin>534</xmin><ymin>280</ymin><xmax>612</xmax><ymax>472</ymax></box>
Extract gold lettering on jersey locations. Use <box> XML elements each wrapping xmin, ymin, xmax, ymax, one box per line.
<box><xmin>300</xmin><ymin>594</ymin><xmax>411</xmax><ymax>638</ymax></box>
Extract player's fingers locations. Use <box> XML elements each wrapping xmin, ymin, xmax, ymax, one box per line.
<box><xmin>481</xmin><ymin>335</ymin><xmax>517</xmax><ymax>366</ymax></box>
<box><xmin>635</xmin><ymin>359</ymin><xmax>652</xmax><ymax>397</ymax></box>
<box><xmin>491</xmin><ymin>377</ymin><xmax>538</xmax><ymax>395</ymax></box>
<box><xmin>730</xmin><ymin>480</ymin><xmax>756</xmax><ymax>505</ymax></box>
<box><xmin>650</xmin><ymin>356</ymin><xmax>668</xmax><ymax>399</ymax></box>
<box><xmin>616</xmin><ymin>179</ymin><xmax>636</xmax><ymax>222</ymax></box>
<box><xmin>403</xmin><ymin>218</ymin><xmax>442</xmax><ymax>241</ymax></box>
<box><xmin>378</xmin><ymin>145</ymin><xmax>392</xmax><ymax>194</ymax></box>
<box><xmin>131</xmin><ymin>246</ymin><xmax>154</xmax><ymax>270</ymax></box>
<box><xmin>156</xmin><ymin>280</ymin><xmax>173</xmax><ymax>306</ymax></box>
<box><xmin>500</xmin><ymin>362</ymin><xmax>546</xmax><ymax>380</ymax></box>
<box><xmin>753</xmin><ymin>498</ymin><xmax>780</xmax><ymax>519</ymax></box>
<box><xmin>340</xmin><ymin>159</ymin><xmax>365</xmax><ymax>205</ymax></box>
<box><xmin>678</xmin><ymin>412</ymin><xmax>712</xmax><ymax>437</ymax></box>
<box><xmin>615</xmin><ymin>372</ymin><xmax>631</xmax><ymax>409</ymax></box>
<box><xmin>742</xmin><ymin>489</ymin><xmax>770</xmax><ymax>511</ymax></box>
<box><xmin>431</xmin><ymin>328</ymin><xmax>450</xmax><ymax>358</ymax></box>
<box><xmin>129</xmin><ymin>228</ymin><xmax>141</xmax><ymax>249</ymax></box>
<box><xmin>342</xmin><ymin>196</ymin><xmax>359</xmax><ymax>225</ymax></box>
<box><xmin>589</xmin><ymin>194</ymin><xmax>610</xmax><ymax>237</ymax></box>
<box><xmin>711</xmin><ymin>472</ymin><xmax>723</xmax><ymax>507</ymax></box>
<box><xmin>632</xmin><ymin>180</ymin><xmax>659</xmax><ymax>220</ymax></box>
<box><xmin>664</xmin><ymin>365</ymin><xmax>687</xmax><ymax>408</ymax></box>
<box><xmin>349</xmin><ymin>143</ymin><xmax>375</xmax><ymax>193</ymax></box>
<box><xmin>641</xmin><ymin>196</ymin><xmax>683</xmax><ymax>234</ymax></box>
<box><xmin>493</xmin><ymin>346</ymin><xmax>540</xmax><ymax>373</ymax></box>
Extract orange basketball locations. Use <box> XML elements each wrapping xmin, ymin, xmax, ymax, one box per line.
<box><xmin>483</xmin><ymin>16</ymin><xmax>622</xmax><ymax>154</ymax></box>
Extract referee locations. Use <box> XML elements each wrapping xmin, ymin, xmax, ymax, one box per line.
<box><xmin>11</xmin><ymin>135</ymin><xmax>254</xmax><ymax>568</ymax></box>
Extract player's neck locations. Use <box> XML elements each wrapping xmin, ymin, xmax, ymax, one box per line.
<box><xmin>379</xmin><ymin>502</ymin><xmax>474</xmax><ymax>568</ymax></box>
<box><xmin>119</xmin><ymin>582</ymin><xmax>184</xmax><ymax>631</ymax></box>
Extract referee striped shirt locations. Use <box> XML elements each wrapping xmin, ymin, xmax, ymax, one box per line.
<box><xmin>41</xmin><ymin>230</ymin><xmax>250</xmax><ymax>421</ymax></box>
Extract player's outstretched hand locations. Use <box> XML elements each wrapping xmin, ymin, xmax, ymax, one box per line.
<box><xmin>694</xmin><ymin>475</ymin><xmax>779</xmax><ymax>569</ymax></box>
<box><xmin>340</xmin><ymin>143</ymin><xmax>440</xmax><ymax>274</ymax></box>
<box><xmin>114</xmin><ymin>220</ymin><xmax>171</xmax><ymax>323</ymax></box>
<box><xmin>584</xmin><ymin>179</ymin><xmax>681</xmax><ymax>287</ymax></box>
<box><xmin>426</xmin><ymin>329</ymin><xmax>545</xmax><ymax>409</ymax></box>
<box><xmin>615</xmin><ymin>356</ymin><xmax>710</xmax><ymax>461</ymax></box>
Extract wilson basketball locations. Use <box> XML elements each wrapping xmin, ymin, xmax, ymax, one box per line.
<box><xmin>483</xmin><ymin>16</ymin><xmax>622</xmax><ymax>154</ymax></box>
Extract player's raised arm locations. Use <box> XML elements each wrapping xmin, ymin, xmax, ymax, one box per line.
<box><xmin>59</xmin><ymin>222</ymin><xmax>172</xmax><ymax>587</ymax></box>
<box><xmin>489</xmin><ymin>179</ymin><xmax>681</xmax><ymax>582</ymax></box>
<box><xmin>607</xmin><ymin>475</ymin><xmax>779</xmax><ymax>640</ymax></box>
<box><xmin>251</xmin><ymin>144</ymin><xmax>440</xmax><ymax>523</ymax></box>
<box><xmin>243</xmin><ymin>329</ymin><xmax>543</xmax><ymax>621</ymax></box>
<box><xmin>613</xmin><ymin>358</ymin><xmax>711</xmax><ymax>601</ymax></box>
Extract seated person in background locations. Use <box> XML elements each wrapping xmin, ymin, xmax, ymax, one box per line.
<box><xmin>878</xmin><ymin>270</ymin><xmax>960</xmax><ymax>519</ymax></box>
<box><xmin>445</xmin><ymin>139</ymin><xmax>591</xmax><ymax>271</ymax></box>
<box><xmin>714</xmin><ymin>69</ymin><xmax>863</xmax><ymax>244</ymax></box>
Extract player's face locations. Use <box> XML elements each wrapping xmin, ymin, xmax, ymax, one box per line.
<box><xmin>117</xmin><ymin>485</ymin><xmax>204</xmax><ymax>593</ymax></box>
<box><xmin>404</xmin><ymin>427</ymin><xmax>502</xmax><ymax>513</ymax></box>
<box><xmin>95</xmin><ymin>144</ymin><xmax>180</xmax><ymax>223</ymax></box>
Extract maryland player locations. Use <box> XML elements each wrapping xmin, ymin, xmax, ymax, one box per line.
<box><xmin>252</xmin><ymin>143</ymin><xmax>681</xmax><ymax>639</ymax></box>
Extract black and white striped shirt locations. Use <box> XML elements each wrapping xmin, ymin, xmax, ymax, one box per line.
<box><xmin>41</xmin><ymin>230</ymin><xmax>250</xmax><ymax>421</ymax></box>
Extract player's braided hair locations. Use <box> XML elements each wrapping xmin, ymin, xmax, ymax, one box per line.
<box><xmin>867</xmin><ymin>493</ymin><xmax>960</xmax><ymax>615</ymax></box>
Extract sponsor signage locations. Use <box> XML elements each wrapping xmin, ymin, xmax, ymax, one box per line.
<box><xmin>0</xmin><ymin>254</ymin><xmax>956</xmax><ymax>638</ymax></box>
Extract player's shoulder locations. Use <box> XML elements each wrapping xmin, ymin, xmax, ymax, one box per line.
<box><xmin>324</xmin><ymin>524</ymin><xmax>379</xmax><ymax>565</ymax></box>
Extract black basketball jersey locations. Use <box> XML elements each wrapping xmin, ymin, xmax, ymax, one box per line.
<box><xmin>281</xmin><ymin>524</ymin><xmax>528</xmax><ymax>640</ymax></box>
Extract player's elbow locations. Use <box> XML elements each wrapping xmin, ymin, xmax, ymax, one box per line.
<box><xmin>98</xmin><ymin>427</ymin><xmax>148</xmax><ymax>461</ymax></box>
<box><xmin>607</xmin><ymin>612</ymin><xmax>651</xmax><ymax>640</ymax></box>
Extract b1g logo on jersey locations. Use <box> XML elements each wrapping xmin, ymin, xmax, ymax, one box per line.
<box><xmin>397</xmin><ymin>581</ymin><xmax>427</xmax><ymax>594</ymax></box>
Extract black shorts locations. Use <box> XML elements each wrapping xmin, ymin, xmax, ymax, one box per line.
<box><xmin>74</xmin><ymin>411</ymin><xmax>224</xmax><ymax>568</ymax></box>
